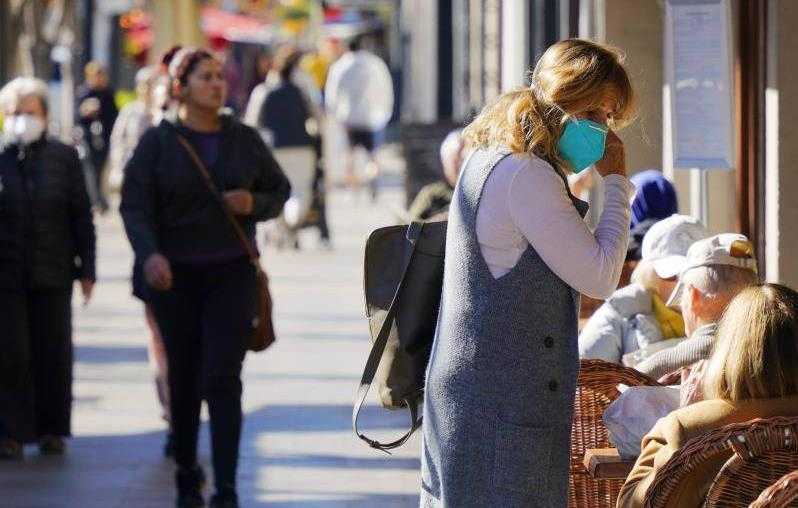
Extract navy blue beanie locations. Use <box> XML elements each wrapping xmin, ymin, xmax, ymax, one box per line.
<box><xmin>629</xmin><ymin>169</ymin><xmax>678</xmax><ymax>229</ymax></box>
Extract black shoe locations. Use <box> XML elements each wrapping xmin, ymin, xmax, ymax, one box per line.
<box><xmin>39</xmin><ymin>435</ymin><xmax>65</xmax><ymax>455</ymax></box>
<box><xmin>368</xmin><ymin>178</ymin><xmax>379</xmax><ymax>202</ymax></box>
<box><xmin>209</xmin><ymin>492</ymin><xmax>238</xmax><ymax>508</ymax></box>
<box><xmin>0</xmin><ymin>438</ymin><xmax>23</xmax><ymax>460</ymax></box>
<box><xmin>163</xmin><ymin>432</ymin><xmax>176</xmax><ymax>458</ymax></box>
<box><xmin>176</xmin><ymin>465</ymin><xmax>206</xmax><ymax>507</ymax></box>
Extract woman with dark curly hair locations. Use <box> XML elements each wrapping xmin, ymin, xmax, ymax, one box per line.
<box><xmin>121</xmin><ymin>47</ymin><xmax>290</xmax><ymax>508</ymax></box>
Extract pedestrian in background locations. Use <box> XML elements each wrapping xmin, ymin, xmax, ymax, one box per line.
<box><xmin>407</xmin><ymin>129</ymin><xmax>468</xmax><ymax>222</ymax></box>
<box><xmin>258</xmin><ymin>46</ymin><xmax>318</xmax><ymax>250</ymax></box>
<box><xmin>324</xmin><ymin>35</ymin><xmax>393</xmax><ymax>200</ymax></box>
<box><xmin>120</xmin><ymin>47</ymin><xmax>290</xmax><ymax>508</ymax></box>
<box><xmin>244</xmin><ymin>46</ymin><xmax>322</xmax><ymax>134</ymax></box>
<box><xmin>245</xmin><ymin>50</ymin><xmax>272</xmax><ymax>102</ymax></box>
<box><xmin>110</xmin><ymin>63</ymin><xmax>176</xmax><ymax>457</ymax></box>
<box><xmin>0</xmin><ymin>77</ymin><xmax>96</xmax><ymax>459</ymax></box>
<box><xmin>421</xmin><ymin>39</ymin><xmax>635</xmax><ymax>505</ymax></box>
<box><xmin>109</xmin><ymin>66</ymin><xmax>157</xmax><ymax>190</ymax></box>
<box><xmin>76</xmin><ymin>61</ymin><xmax>118</xmax><ymax>213</ymax></box>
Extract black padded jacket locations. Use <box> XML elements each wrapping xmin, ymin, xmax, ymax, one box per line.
<box><xmin>120</xmin><ymin>115</ymin><xmax>290</xmax><ymax>266</ymax></box>
<box><xmin>0</xmin><ymin>137</ymin><xmax>96</xmax><ymax>290</ymax></box>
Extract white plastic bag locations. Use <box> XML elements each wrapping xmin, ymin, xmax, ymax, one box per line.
<box><xmin>603</xmin><ymin>385</ymin><xmax>681</xmax><ymax>459</ymax></box>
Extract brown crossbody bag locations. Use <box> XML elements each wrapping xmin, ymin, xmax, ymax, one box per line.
<box><xmin>175</xmin><ymin>134</ymin><xmax>276</xmax><ymax>352</ymax></box>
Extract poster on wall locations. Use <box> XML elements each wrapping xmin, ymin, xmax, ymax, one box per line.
<box><xmin>665</xmin><ymin>0</ymin><xmax>734</xmax><ymax>170</ymax></box>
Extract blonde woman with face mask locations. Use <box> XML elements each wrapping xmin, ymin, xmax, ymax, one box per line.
<box><xmin>0</xmin><ymin>77</ymin><xmax>96</xmax><ymax>460</ymax></box>
<box><xmin>420</xmin><ymin>39</ymin><xmax>636</xmax><ymax>506</ymax></box>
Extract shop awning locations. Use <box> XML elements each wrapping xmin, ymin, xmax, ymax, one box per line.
<box><xmin>200</xmin><ymin>6</ymin><xmax>276</xmax><ymax>45</ymax></box>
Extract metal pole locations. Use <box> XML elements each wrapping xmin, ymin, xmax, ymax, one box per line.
<box><xmin>0</xmin><ymin>6</ymin><xmax>7</xmax><ymax>84</ymax></box>
<box><xmin>690</xmin><ymin>168</ymin><xmax>709</xmax><ymax>227</ymax></box>
<box><xmin>60</xmin><ymin>49</ymin><xmax>74</xmax><ymax>140</ymax></box>
<box><xmin>693</xmin><ymin>168</ymin><xmax>710</xmax><ymax>227</ymax></box>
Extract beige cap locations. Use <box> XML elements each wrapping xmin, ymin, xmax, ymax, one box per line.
<box><xmin>666</xmin><ymin>233</ymin><xmax>758</xmax><ymax>306</ymax></box>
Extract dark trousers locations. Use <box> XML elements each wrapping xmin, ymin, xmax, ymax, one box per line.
<box><xmin>149</xmin><ymin>258</ymin><xmax>255</xmax><ymax>494</ymax></box>
<box><xmin>0</xmin><ymin>288</ymin><xmax>73</xmax><ymax>442</ymax></box>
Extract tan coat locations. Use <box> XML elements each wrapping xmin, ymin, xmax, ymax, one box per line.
<box><xmin>617</xmin><ymin>395</ymin><xmax>798</xmax><ymax>508</ymax></box>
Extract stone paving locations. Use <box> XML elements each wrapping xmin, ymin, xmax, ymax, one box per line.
<box><xmin>0</xmin><ymin>153</ymin><xmax>422</xmax><ymax>507</ymax></box>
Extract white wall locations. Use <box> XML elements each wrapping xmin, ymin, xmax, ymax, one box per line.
<box><xmin>92</xmin><ymin>0</ymin><xmax>133</xmax><ymax>66</ymax></box>
<box><xmin>765</xmin><ymin>0</ymin><xmax>798</xmax><ymax>286</ymax></box>
<box><xmin>401</xmin><ymin>0</ymin><xmax>438</xmax><ymax>123</ymax></box>
<box><xmin>501</xmin><ymin>0</ymin><xmax>529</xmax><ymax>92</ymax></box>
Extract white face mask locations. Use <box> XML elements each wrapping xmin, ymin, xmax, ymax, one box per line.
<box><xmin>3</xmin><ymin>114</ymin><xmax>45</xmax><ymax>145</ymax></box>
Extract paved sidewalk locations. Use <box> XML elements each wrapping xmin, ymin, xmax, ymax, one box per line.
<box><xmin>0</xmin><ymin>156</ymin><xmax>422</xmax><ymax>507</ymax></box>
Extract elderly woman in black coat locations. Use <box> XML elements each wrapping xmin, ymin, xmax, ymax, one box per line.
<box><xmin>0</xmin><ymin>77</ymin><xmax>96</xmax><ymax>459</ymax></box>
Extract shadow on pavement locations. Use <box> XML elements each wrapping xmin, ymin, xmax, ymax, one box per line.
<box><xmin>259</xmin><ymin>453</ymin><xmax>420</xmax><ymax>471</ymax></box>
<box><xmin>244</xmin><ymin>404</ymin><xmax>415</xmax><ymax>433</ymax></box>
<box><xmin>254</xmin><ymin>493</ymin><xmax>420</xmax><ymax>507</ymax></box>
<box><xmin>75</xmin><ymin>344</ymin><xmax>149</xmax><ymax>364</ymax></box>
<box><xmin>0</xmin><ymin>402</ymin><xmax>420</xmax><ymax>507</ymax></box>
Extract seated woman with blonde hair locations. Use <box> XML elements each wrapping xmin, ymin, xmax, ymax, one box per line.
<box><xmin>618</xmin><ymin>283</ymin><xmax>798</xmax><ymax>508</ymax></box>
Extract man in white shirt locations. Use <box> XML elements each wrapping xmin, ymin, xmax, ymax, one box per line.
<box><xmin>324</xmin><ymin>36</ymin><xmax>394</xmax><ymax>200</ymax></box>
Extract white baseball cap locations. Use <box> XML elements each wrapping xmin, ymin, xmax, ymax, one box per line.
<box><xmin>666</xmin><ymin>233</ymin><xmax>758</xmax><ymax>306</ymax></box>
<box><xmin>641</xmin><ymin>214</ymin><xmax>711</xmax><ymax>279</ymax></box>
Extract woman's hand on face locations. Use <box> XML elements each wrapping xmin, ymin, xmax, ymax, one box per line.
<box><xmin>223</xmin><ymin>189</ymin><xmax>254</xmax><ymax>215</ymax></box>
<box><xmin>594</xmin><ymin>130</ymin><xmax>626</xmax><ymax>178</ymax></box>
<box><xmin>144</xmin><ymin>253</ymin><xmax>173</xmax><ymax>291</ymax></box>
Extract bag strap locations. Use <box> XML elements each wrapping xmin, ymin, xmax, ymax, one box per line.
<box><xmin>352</xmin><ymin>221</ymin><xmax>425</xmax><ymax>453</ymax></box>
<box><xmin>175</xmin><ymin>133</ymin><xmax>259</xmax><ymax>265</ymax></box>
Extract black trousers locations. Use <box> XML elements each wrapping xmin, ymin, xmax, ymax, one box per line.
<box><xmin>149</xmin><ymin>258</ymin><xmax>255</xmax><ymax>494</ymax></box>
<box><xmin>0</xmin><ymin>287</ymin><xmax>73</xmax><ymax>442</ymax></box>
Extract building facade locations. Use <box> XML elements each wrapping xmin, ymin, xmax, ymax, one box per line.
<box><xmin>401</xmin><ymin>0</ymin><xmax>798</xmax><ymax>287</ymax></box>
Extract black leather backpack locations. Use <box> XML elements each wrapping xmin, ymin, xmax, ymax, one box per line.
<box><xmin>353</xmin><ymin>221</ymin><xmax>447</xmax><ymax>451</ymax></box>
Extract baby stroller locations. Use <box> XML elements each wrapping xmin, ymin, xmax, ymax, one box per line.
<box><xmin>267</xmin><ymin>138</ymin><xmax>330</xmax><ymax>250</ymax></box>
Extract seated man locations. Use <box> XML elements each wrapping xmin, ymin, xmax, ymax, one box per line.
<box><xmin>618</xmin><ymin>283</ymin><xmax>798</xmax><ymax>508</ymax></box>
<box><xmin>407</xmin><ymin>129</ymin><xmax>468</xmax><ymax>222</ymax></box>
<box><xmin>636</xmin><ymin>233</ymin><xmax>759</xmax><ymax>380</ymax></box>
<box><xmin>579</xmin><ymin>215</ymin><xmax>709</xmax><ymax>364</ymax></box>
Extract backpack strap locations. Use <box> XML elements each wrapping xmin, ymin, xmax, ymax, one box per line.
<box><xmin>353</xmin><ymin>221</ymin><xmax>425</xmax><ymax>453</ymax></box>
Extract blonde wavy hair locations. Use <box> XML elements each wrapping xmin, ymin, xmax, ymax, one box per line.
<box><xmin>704</xmin><ymin>283</ymin><xmax>798</xmax><ymax>402</ymax></box>
<box><xmin>463</xmin><ymin>39</ymin><xmax>635</xmax><ymax>173</ymax></box>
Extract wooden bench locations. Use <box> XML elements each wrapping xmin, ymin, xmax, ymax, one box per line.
<box><xmin>583</xmin><ymin>448</ymin><xmax>636</xmax><ymax>480</ymax></box>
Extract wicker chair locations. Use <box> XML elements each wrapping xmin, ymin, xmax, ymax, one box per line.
<box><xmin>568</xmin><ymin>359</ymin><xmax>661</xmax><ymax>508</ymax></box>
<box><xmin>750</xmin><ymin>470</ymin><xmax>798</xmax><ymax>508</ymax></box>
<box><xmin>641</xmin><ymin>416</ymin><xmax>798</xmax><ymax>508</ymax></box>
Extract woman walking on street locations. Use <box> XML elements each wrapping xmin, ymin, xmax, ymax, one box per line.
<box><xmin>118</xmin><ymin>48</ymin><xmax>183</xmax><ymax>459</ymax></box>
<box><xmin>421</xmin><ymin>39</ymin><xmax>635</xmax><ymax>506</ymax></box>
<box><xmin>0</xmin><ymin>77</ymin><xmax>96</xmax><ymax>459</ymax></box>
<box><xmin>120</xmin><ymin>47</ymin><xmax>290</xmax><ymax>508</ymax></box>
<box><xmin>257</xmin><ymin>46</ymin><xmax>319</xmax><ymax>250</ymax></box>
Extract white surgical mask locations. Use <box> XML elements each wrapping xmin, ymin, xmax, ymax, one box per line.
<box><xmin>3</xmin><ymin>114</ymin><xmax>45</xmax><ymax>145</ymax></box>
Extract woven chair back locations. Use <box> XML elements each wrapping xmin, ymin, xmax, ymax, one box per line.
<box><xmin>706</xmin><ymin>418</ymin><xmax>798</xmax><ymax>507</ymax></box>
<box><xmin>568</xmin><ymin>359</ymin><xmax>661</xmax><ymax>508</ymax></box>
<box><xmin>643</xmin><ymin>416</ymin><xmax>798</xmax><ymax>508</ymax></box>
<box><xmin>749</xmin><ymin>469</ymin><xmax>798</xmax><ymax>508</ymax></box>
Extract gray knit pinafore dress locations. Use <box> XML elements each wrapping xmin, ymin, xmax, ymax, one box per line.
<box><xmin>420</xmin><ymin>148</ymin><xmax>588</xmax><ymax>507</ymax></box>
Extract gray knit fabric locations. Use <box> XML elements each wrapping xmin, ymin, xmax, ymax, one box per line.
<box><xmin>420</xmin><ymin>149</ymin><xmax>588</xmax><ymax>507</ymax></box>
<box><xmin>636</xmin><ymin>323</ymin><xmax>717</xmax><ymax>379</ymax></box>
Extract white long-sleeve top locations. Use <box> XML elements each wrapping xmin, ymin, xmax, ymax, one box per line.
<box><xmin>475</xmin><ymin>154</ymin><xmax>634</xmax><ymax>299</ymax></box>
